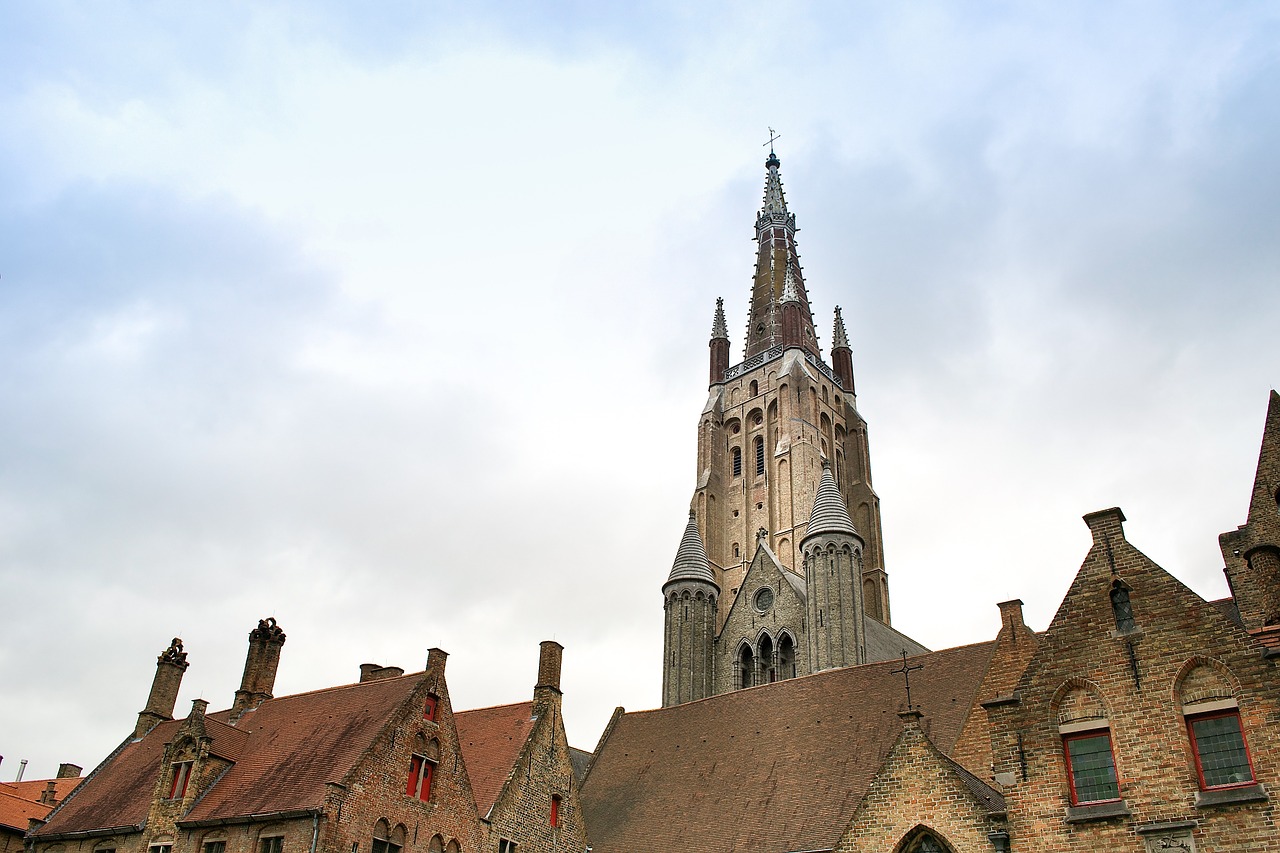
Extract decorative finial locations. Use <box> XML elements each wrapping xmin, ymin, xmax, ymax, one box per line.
<box><xmin>757</xmin><ymin>527</ymin><xmax>768</xmax><ymax>541</ymax></box>
<box><xmin>711</xmin><ymin>297</ymin><xmax>729</xmax><ymax>340</ymax></box>
<box><xmin>833</xmin><ymin>306</ymin><xmax>850</xmax><ymax>349</ymax></box>
<box><xmin>891</xmin><ymin>649</ymin><xmax>924</xmax><ymax>711</ymax></box>
<box><xmin>764</xmin><ymin>127</ymin><xmax>781</xmax><ymax>161</ymax></box>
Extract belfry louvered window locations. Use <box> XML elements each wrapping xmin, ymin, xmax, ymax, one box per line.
<box><xmin>732</xmin><ymin>446</ymin><xmax>742</xmax><ymax>477</ymax></box>
<box><xmin>754</xmin><ymin>437</ymin><xmax>765</xmax><ymax>476</ymax></box>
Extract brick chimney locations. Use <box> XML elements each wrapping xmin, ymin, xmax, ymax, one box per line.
<box><xmin>359</xmin><ymin>664</ymin><xmax>405</xmax><ymax>683</ymax></box>
<box><xmin>135</xmin><ymin>638</ymin><xmax>190</xmax><ymax>738</ymax></box>
<box><xmin>39</xmin><ymin>781</ymin><xmax>56</xmax><ymax>805</ymax></box>
<box><xmin>1083</xmin><ymin>507</ymin><xmax>1127</xmax><ymax>547</ymax></box>
<box><xmin>231</xmin><ymin>618</ymin><xmax>286</xmax><ymax>718</ymax></box>
<box><xmin>533</xmin><ymin>640</ymin><xmax>564</xmax><ymax>712</ymax></box>
<box><xmin>56</xmin><ymin>763</ymin><xmax>82</xmax><ymax>779</ymax></box>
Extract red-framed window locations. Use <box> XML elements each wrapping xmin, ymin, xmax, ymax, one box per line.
<box><xmin>550</xmin><ymin>794</ymin><xmax>561</xmax><ymax>828</ymax></box>
<box><xmin>169</xmin><ymin>761</ymin><xmax>193</xmax><ymax>800</ymax></box>
<box><xmin>1188</xmin><ymin>710</ymin><xmax>1255</xmax><ymax>789</ymax></box>
<box><xmin>407</xmin><ymin>754</ymin><xmax>435</xmax><ymax>802</ymax></box>
<box><xmin>1063</xmin><ymin>730</ymin><xmax>1120</xmax><ymax>805</ymax></box>
<box><xmin>423</xmin><ymin>694</ymin><xmax>438</xmax><ymax>722</ymax></box>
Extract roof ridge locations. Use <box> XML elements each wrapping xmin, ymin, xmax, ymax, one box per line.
<box><xmin>203</xmin><ymin>669</ymin><xmax>429</xmax><ymax>718</ymax></box>
<box><xmin>455</xmin><ymin>699</ymin><xmax>533</xmax><ymax>717</ymax></box>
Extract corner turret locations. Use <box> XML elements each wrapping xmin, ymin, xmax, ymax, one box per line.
<box><xmin>803</xmin><ymin>460</ymin><xmax>867</xmax><ymax>670</ymax></box>
<box><xmin>1221</xmin><ymin>390</ymin><xmax>1280</xmax><ymax>631</ymax></box>
<box><xmin>662</xmin><ymin>512</ymin><xmax>719</xmax><ymax>706</ymax></box>
<box><xmin>831</xmin><ymin>306</ymin><xmax>855</xmax><ymax>393</ymax></box>
<box><xmin>709</xmin><ymin>298</ymin><xmax>730</xmax><ymax>384</ymax></box>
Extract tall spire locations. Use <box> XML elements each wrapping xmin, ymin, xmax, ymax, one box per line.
<box><xmin>708</xmin><ymin>298</ymin><xmax>730</xmax><ymax>384</ymax></box>
<box><xmin>745</xmin><ymin>152</ymin><xmax>819</xmax><ymax>359</ymax></box>
<box><xmin>831</xmin><ymin>306</ymin><xmax>855</xmax><ymax>391</ymax></box>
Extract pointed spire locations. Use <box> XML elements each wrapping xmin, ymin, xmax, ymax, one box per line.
<box><xmin>1246</xmin><ymin>389</ymin><xmax>1280</xmax><ymax>526</ymax></box>
<box><xmin>833</xmin><ymin>306</ymin><xmax>850</xmax><ymax>349</ymax></box>
<box><xmin>761</xmin><ymin>154</ymin><xmax>788</xmax><ymax>217</ymax></box>
<box><xmin>804</xmin><ymin>460</ymin><xmax>861</xmax><ymax>540</ymax></box>
<box><xmin>666</xmin><ymin>511</ymin><xmax>718</xmax><ymax>586</ymax></box>
<box><xmin>711</xmin><ymin>297</ymin><xmax>729</xmax><ymax>340</ymax></box>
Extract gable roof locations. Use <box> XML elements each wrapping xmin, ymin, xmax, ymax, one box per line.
<box><xmin>36</xmin><ymin>672</ymin><xmax>428</xmax><ymax>837</ymax></box>
<box><xmin>0</xmin><ymin>785</ymin><xmax>64</xmax><ymax>834</ymax></box>
<box><xmin>581</xmin><ymin>640</ymin><xmax>996</xmax><ymax>853</ymax></box>
<box><xmin>454</xmin><ymin>701</ymin><xmax>535</xmax><ymax>818</ymax></box>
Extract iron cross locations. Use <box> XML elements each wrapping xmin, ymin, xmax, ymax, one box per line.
<box><xmin>764</xmin><ymin>127</ymin><xmax>781</xmax><ymax>151</ymax></box>
<box><xmin>891</xmin><ymin>649</ymin><xmax>924</xmax><ymax>710</ymax></box>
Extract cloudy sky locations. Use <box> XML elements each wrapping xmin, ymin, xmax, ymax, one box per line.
<box><xmin>2</xmin><ymin>1</ymin><xmax>1278</xmax><ymax>779</ymax></box>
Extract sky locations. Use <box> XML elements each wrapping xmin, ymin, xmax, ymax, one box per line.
<box><xmin>2</xmin><ymin>1</ymin><xmax>1278</xmax><ymax>780</ymax></box>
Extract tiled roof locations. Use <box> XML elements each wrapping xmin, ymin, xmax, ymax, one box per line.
<box><xmin>36</xmin><ymin>673</ymin><xmax>427</xmax><ymax>837</ymax></box>
<box><xmin>0</xmin><ymin>786</ymin><xmax>54</xmax><ymax>833</ymax></box>
<box><xmin>454</xmin><ymin>702</ymin><xmax>535</xmax><ymax>817</ymax></box>
<box><xmin>1</xmin><ymin>779</ymin><xmax>82</xmax><ymax>805</ymax></box>
<box><xmin>940</xmin><ymin>755</ymin><xmax>1005</xmax><ymax>815</ymax></box>
<box><xmin>581</xmin><ymin>641</ymin><xmax>996</xmax><ymax>853</ymax></box>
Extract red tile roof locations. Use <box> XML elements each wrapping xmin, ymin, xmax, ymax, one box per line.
<box><xmin>580</xmin><ymin>641</ymin><xmax>996</xmax><ymax>853</ymax></box>
<box><xmin>1</xmin><ymin>779</ymin><xmax>82</xmax><ymax>806</ymax></box>
<box><xmin>453</xmin><ymin>702</ymin><xmax>534</xmax><ymax>817</ymax></box>
<box><xmin>0</xmin><ymin>786</ymin><xmax>55</xmax><ymax>833</ymax></box>
<box><xmin>36</xmin><ymin>673</ymin><xmax>428</xmax><ymax>837</ymax></box>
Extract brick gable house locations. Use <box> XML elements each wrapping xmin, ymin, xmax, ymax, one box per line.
<box><xmin>28</xmin><ymin>626</ymin><xmax>584</xmax><ymax>853</ymax></box>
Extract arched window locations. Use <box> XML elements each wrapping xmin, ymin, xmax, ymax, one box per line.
<box><xmin>731</xmin><ymin>446</ymin><xmax>742</xmax><ymax>477</ymax></box>
<box><xmin>758</xmin><ymin>633</ymin><xmax>775</xmax><ymax>683</ymax></box>
<box><xmin>1177</xmin><ymin>661</ymin><xmax>1255</xmax><ymax>791</ymax></box>
<box><xmin>737</xmin><ymin>643</ymin><xmax>754</xmax><ymax>689</ymax></box>
<box><xmin>732</xmin><ymin>542</ymin><xmax>740</xmax><ymax>559</ymax></box>
<box><xmin>1110</xmin><ymin>580</ymin><xmax>1136</xmax><ymax>633</ymax></box>
<box><xmin>754</xmin><ymin>437</ymin><xmax>765</xmax><ymax>476</ymax></box>
<box><xmin>749</xmin><ymin>380</ymin><xmax>759</xmax><ymax>397</ymax></box>
<box><xmin>1054</xmin><ymin>685</ymin><xmax>1119</xmax><ymax>806</ymax></box>
<box><xmin>778</xmin><ymin>633</ymin><xmax>796</xmax><ymax>679</ymax></box>
<box><xmin>372</xmin><ymin>822</ymin><xmax>401</xmax><ymax>853</ymax></box>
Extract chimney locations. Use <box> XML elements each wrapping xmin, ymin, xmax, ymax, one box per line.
<box><xmin>16</xmin><ymin>760</ymin><xmax>27</xmax><ymax>782</ymax></box>
<box><xmin>534</xmin><ymin>641</ymin><xmax>564</xmax><ymax>709</ymax></box>
<box><xmin>1083</xmin><ymin>507</ymin><xmax>1127</xmax><ymax>547</ymax></box>
<box><xmin>359</xmin><ymin>664</ymin><xmax>405</xmax><ymax>683</ymax></box>
<box><xmin>426</xmin><ymin>647</ymin><xmax>448</xmax><ymax>675</ymax></box>
<box><xmin>39</xmin><ymin>781</ymin><xmax>57</xmax><ymax>805</ymax></box>
<box><xmin>232</xmin><ymin>618</ymin><xmax>286</xmax><ymax>718</ymax></box>
<box><xmin>56</xmin><ymin>763</ymin><xmax>82</xmax><ymax>779</ymax></box>
<box><xmin>997</xmin><ymin>599</ymin><xmax>1026</xmax><ymax>635</ymax></box>
<box><xmin>136</xmin><ymin>638</ymin><xmax>190</xmax><ymax>738</ymax></box>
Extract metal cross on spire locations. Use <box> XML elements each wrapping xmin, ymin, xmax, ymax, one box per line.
<box><xmin>764</xmin><ymin>127</ymin><xmax>781</xmax><ymax>156</ymax></box>
<box><xmin>891</xmin><ymin>649</ymin><xmax>924</xmax><ymax>710</ymax></box>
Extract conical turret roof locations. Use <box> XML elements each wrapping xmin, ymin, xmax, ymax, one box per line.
<box><xmin>803</xmin><ymin>460</ymin><xmax>861</xmax><ymax>541</ymax></box>
<box><xmin>832</xmin><ymin>306</ymin><xmax>850</xmax><ymax>349</ymax></box>
<box><xmin>666</xmin><ymin>511</ymin><xmax>718</xmax><ymax>587</ymax></box>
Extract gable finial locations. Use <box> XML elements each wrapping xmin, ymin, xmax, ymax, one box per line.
<box><xmin>891</xmin><ymin>649</ymin><xmax>924</xmax><ymax>711</ymax></box>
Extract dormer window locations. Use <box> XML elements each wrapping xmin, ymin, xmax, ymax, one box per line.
<box><xmin>168</xmin><ymin>761</ymin><xmax>192</xmax><ymax>800</ymax></box>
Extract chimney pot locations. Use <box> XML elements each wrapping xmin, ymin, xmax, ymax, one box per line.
<box><xmin>136</xmin><ymin>638</ymin><xmax>190</xmax><ymax>738</ymax></box>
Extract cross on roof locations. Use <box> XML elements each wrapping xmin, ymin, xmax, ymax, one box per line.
<box><xmin>891</xmin><ymin>649</ymin><xmax>924</xmax><ymax>710</ymax></box>
<box><xmin>764</xmin><ymin>127</ymin><xmax>781</xmax><ymax>155</ymax></box>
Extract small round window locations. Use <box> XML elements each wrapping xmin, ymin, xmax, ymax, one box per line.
<box><xmin>754</xmin><ymin>587</ymin><xmax>774</xmax><ymax>612</ymax></box>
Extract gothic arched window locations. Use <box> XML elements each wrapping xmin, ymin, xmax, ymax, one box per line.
<box><xmin>754</xmin><ymin>437</ymin><xmax>765</xmax><ymax>476</ymax></box>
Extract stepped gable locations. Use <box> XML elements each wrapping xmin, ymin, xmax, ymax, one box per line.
<box><xmin>454</xmin><ymin>701</ymin><xmax>535</xmax><ymax>817</ymax></box>
<box><xmin>582</xmin><ymin>640</ymin><xmax>996</xmax><ymax>853</ymax></box>
<box><xmin>37</xmin><ymin>672</ymin><xmax>427</xmax><ymax>834</ymax></box>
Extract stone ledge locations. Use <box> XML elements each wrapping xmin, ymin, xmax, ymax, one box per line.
<box><xmin>1194</xmin><ymin>782</ymin><xmax>1268</xmax><ymax>808</ymax></box>
<box><xmin>1064</xmin><ymin>800</ymin><xmax>1131</xmax><ymax>823</ymax></box>
<box><xmin>1136</xmin><ymin>819</ymin><xmax>1198</xmax><ymax>835</ymax></box>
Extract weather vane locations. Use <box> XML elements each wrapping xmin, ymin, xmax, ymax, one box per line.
<box><xmin>764</xmin><ymin>127</ymin><xmax>781</xmax><ymax>155</ymax></box>
<box><xmin>891</xmin><ymin>649</ymin><xmax>924</xmax><ymax>710</ymax></box>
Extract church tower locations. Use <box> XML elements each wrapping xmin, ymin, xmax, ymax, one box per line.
<box><xmin>661</xmin><ymin>150</ymin><xmax>914</xmax><ymax>707</ymax></box>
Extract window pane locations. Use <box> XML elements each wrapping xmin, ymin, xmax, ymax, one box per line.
<box><xmin>204</xmin><ymin>842</ymin><xmax>226</xmax><ymax>853</ymax></box>
<box><xmin>1192</xmin><ymin>715</ymin><xmax>1253</xmax><ymax>788</ymax></box>
<box><xmin>1066</xmin><ymin>733</ymin><xmax>1119</xmax><ymax>803</ymax></box>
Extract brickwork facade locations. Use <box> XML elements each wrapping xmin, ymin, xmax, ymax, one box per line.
<box><xmin>835</xmin><ymin>712</ymin><xmax>1007</xmax><ymax>853</ymax></box>
<box><xmin>986</xmin><ymin>508</ymin><xmax>1280</xmax><ymax>852</ymax></box>
<box><xmin>30</xmin><ymin>628</ymin><xmax>582</xmax><ymax>853</ymax></box>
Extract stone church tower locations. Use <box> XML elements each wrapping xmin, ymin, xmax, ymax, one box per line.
<box><xmin>662</xmin><ymin>151</ymin><xmax>924</xmax><ymax>707</ymax></box>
